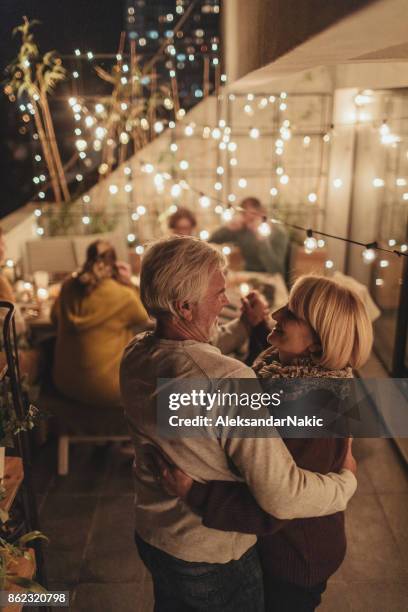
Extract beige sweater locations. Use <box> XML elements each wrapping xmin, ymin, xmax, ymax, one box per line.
<box><xmin>120</xmin><ymin>332</ymin><xmax>357</xmax><ymax>563</ymax></box>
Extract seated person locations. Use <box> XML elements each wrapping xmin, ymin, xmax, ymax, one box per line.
<box><xmin>210</xmin><ymin>197</ymin><xmax>289</xmax><ymax>276</ymax></box>
<box><xmin>51</xmin><ymin>240</ymin><xmax>148</xmax><ymax>408</ymax></box>
<box><xmin>168</xmin><ymin>207</ymin><xmax>197</xmax><ymax>236</ymax></box>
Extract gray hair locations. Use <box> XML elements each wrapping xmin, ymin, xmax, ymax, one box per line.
<box><xmin>140</xmin><ymin>236</ymin><xmax>226</xmax><ymax>318</ymax></box>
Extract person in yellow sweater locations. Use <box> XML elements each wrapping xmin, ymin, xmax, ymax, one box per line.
<box><xmin>51</xmin><ymin>239</ymin><xmax>148</xmax><ymax>408</ymax></box>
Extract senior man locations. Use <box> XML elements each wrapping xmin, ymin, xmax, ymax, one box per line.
<box><xmin>120</xmin><ymin>236</ymin><xmax>357</xmax><ymax>612</ymax></box>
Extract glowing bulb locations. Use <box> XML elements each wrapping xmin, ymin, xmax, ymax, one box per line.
<box><xmin>109</xmin><ymin>184</ymin><xmax>118</xmax><ymax>194</ymax></box>
<box><xmin>199</xmin><ymin>195</ymin><xmax>211</xmax><ymax>208</ymax></box>
<box><xmin>82</xmin><ymin>215</ymin><xmax>90</xmax><ymax>225</ymax></box>
<box><xmin>36</xmin><ymin>227</ymin><xmax>44</xmax><ymax>236</ymax></box>
<box><xmin>184</xmin><ymin>125</ymin><xmax>194</xmax><ymax>136</ymax></box>
<box><xmin>258</xmin><ymin>222</ymin><xmax>271</xmax><ymax>237</ymax></box>
<box><xmin>228</xmin><ymin>142</ymin><xmax>237</xmax><ymax>152</ymax></box>
<box><xmin>270</xmin><ymin>187</ymin><xmax>278</xmax><ymax>197</ymax></box>
<box><xmin>280</xmin><ymin>174</ymin><xmax>289</xmax><ymax>185</ymax></box>
<box><xmin>333</xmin><ymin>178</ymin><xmax>343</xmax><ymax>188</ymax></box>
<box><xmin>214</xmin><ymin>182</ymin><xmax>222</xmax><ymax>191</ymax></box>
<box><xmin>317</xmin><ymin>239</ymin><xmax>325</xmax><ymax>248</ymax></box>
<box><xmin>73</xmin><ymin>104</ymin><xmax>81</xmax><ymax>113</ymax></box>
<box><xmin>230</xmin><ymin>158</ymin><xmax>238</xmax><ymax>166</ymax></box>
<box><xmin>95</xmin><ymin>103</ymin><xmax>105</xmax><ymax>114</ymax></box>
<box><xmin>83</xmin><ymin>195</ymin><xmax>91</xmax><ymax>203</ymax></box>
<box><xmin>375</xmin><ymin>279</ymin><xmax>384</xmax><ymax>286</ymax></box>
<box><xmin>179</xmin><ymin>160</ymin><xmax>189</xmax><ymax>170</ymax></box>
<box><xmin>85</xmin><ymin>116</ymin><xmax>94</xmax><ymax>128</ymax></box>
<box><xmin>222</xmin><ymin>246</ymin><xmax>231</xmax><ymax>255</ymax></box>
<box><xmin>135</xmin><ymin>246</ymin><xmax>144</xmax><ymax>255</ymax></box>
<box><xmin>143</xmin><ymin>163</ymin><xmax>154</xmax><ymax>173</ymax></box>
<box><xmin>125</xmin><ymin>184</ymin><xmax>133</xmax><ymax>192</ymax></box>
<box><xmin>249</xmin><ymin>128</ymin><xmax>260</xmax><ymax>139</ymax></box>
<box><xmin>68</xmin><ymin>97</ymin><xmax>77</xmax><ymax>107</ymax></box>
<box><xmin>95</xmin><ymin>126</ymin><xmax>106</xmax><ymax>139</ymax></box>
<box><xmin>396</xmin><ymin>178</ymin><xmax>406</xmax><ymax>187</ymax></box>
<box><xmin>325</xmin><ymin>260</ymin><xmax>334</xmax><ymax>269</ymax></box>
<box><xmin>379</xmin><ymin>260</ymin><xmax>389</xmax><ymax>268</ymax></box>
<box><xmin>238</xmin><ymin>178</ymin><xmax>247</xmax><ymax>188</ymax></box>
<box><xmin>127</xmin><ymin>233</ymin><xmax>136</xmax><ymax>242</ymax></box>
<box><xmin>400</xmin><ymin>244</ymin><xmax>407</xmax><ymax>252</ymax></box>
<box><xmin>304</xmin><ymin>237</ymin><xmax>317</xmax><ymax>252</ymax></box>
<box><xmin>388</xmin><ymin>239</ymin><xmax>397</xmax><ymax>247</ymax></box>
<box><xmin>34</xmin><ymin>208</ymin><xmax>42</xmax><ymax>217</ymax></box>
<box><xmin>362</xmin><ymin>248</ymin><xmax>376</xmax><ymax>263</ymax></box>
<box><xmin>212</xmin><ymin>128</ymin><xmax>221</xmax><ymax>139</ymax></box>
<box><xmin>308</xmin><ymin>192</ymin><xmax>317</xmax><ymax>203</ymax></box>
<box><xmin>200</xmin><ymin>230</ymin><xmax>209</xmax><ymax>240</ymax></box>
<box><xmin>75</xmin><ymin>139</ymin><xmax>87</xmax><ymax>152</ymax></box>
<box><xmin>373</xmin><ymin>178</ymin><xmax>384</xmax><ymax>187</ymax></box>
<box><xmin>137</xmin><ymin>205</ymin><xmax>146</xmax><ymax>215</ymax></box>
<box><xmin>303</xmin><ymin>136</ymin><xmax>311</xmax><ymax>146</ymax></box>
<box><xmin>222</xmin><ymin>209</ymin><xmax>233</xmax><ymax>221</ymax></box>
<box><xmin>228</xmin><ymin>194</ymin><xmax>236</xmax><ymax>203</ymax></box>
<box><xmin>217</xmin><ymin>166</ymin><xmax>224</xmax><ymax>175</ymax></box>
<box><xmin>154</xmin><ymin>121</ymin><xmax>164</xmax><ymax>133</ymax></box>
<box><xmin>171</xmin><ymin>184</ymin><xmax>182</xmax><ymax>198</ymax></box>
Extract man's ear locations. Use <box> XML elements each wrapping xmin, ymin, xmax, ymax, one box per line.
<box><xmin>174</xmin><ymin>300</ymin><xmax>194</xmax><ymax>321</ymax></box>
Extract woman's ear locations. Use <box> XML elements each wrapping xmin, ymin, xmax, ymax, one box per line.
<box><xmin>174</xmin><ymin>300</ymin><xmax>194</xmax><ymax>321</ymax></box>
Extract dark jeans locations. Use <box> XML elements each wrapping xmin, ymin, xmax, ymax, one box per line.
<box><xmin>135</xmin><ymin>532</ymin><xmax>264</xmax><ymax>612</ymax></box>
<box><xmin>264</xmin><ymin>577</ymin><xmax>327</xmax><ymax>612</ymax></box>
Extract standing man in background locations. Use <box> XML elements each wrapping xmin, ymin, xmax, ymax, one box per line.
<box><xmin>210</xmin><ymin>197</ymin><xmax>289</xmax><ymax>277</ymax></box>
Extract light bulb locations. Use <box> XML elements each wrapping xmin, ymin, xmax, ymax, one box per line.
<box><xmin>304</xmin><ymin>237</ymin><xmax>317</xmax><ymax>253</ymax></box>
<box><xmin>171</xmin><ymin>184</ymin><xmax>182</xmax><ymax>198</ymax></box>
<box><xmin>127</xmin><ymin>233</ymin><xmax>136</xmax><ymax>242</ymax></box>
<box><xmin>379</xmin><ymin>260</ymin><xmax>389</xmax><ymax>268</ymax></box>
<box><xmin>137</xmin><ymin>205</ymin><xmax>146</xmax><ymax>215</ymax></box>
<box><xmin>249</xmin><ymin>128</ymin><xmax>260</xmax><ymax>139</ymax></box>
<box><xmin>222</xmin><ymin>246</ymin><xmax>231</xmax><ymax>255</ymax></box>
<box><xmin>238</xmin><ymin>178</ymin><xmax>247</xmax><ymax>188</ymax></box>
<box><xmin>280</xmin><ymin>174</ymin><xmax>289</xmax><ymax>185</ymax></box>
<box><xmin>373</xmin><ymin>178</ymin><xmax>384</xmax><ymax>188</ymax></box>
<box><xmin>333</xmin><ymin>178</ymin><xmax>343</xmax><ymax>188</ymax></box>
<box><xmin>143</xmin><ymin>163</ymin><xmax>154</xmax><ymax>173</ymax></box>
<box><xmin>109</xmin><ymin>185</ymin><xmax>118</xmax><ymax>194</ymax></box>
<box><xmin>200</xmin><ymin>230</ymin><xmax>209</xmax><ymax>240</ymax></box>
<box><xmin>154</xmin><ymin>121</ymin><xmax>164</xmax><ymax>133</ymax></box>
<box><xmin>325</xmin><ymin>260</ymin><xmax>334</xmax><ymax>269</ymax></box>
<box><xmin>199</xmin><ymin>195</ymin><xmax>211</xmax><ymax>208</ymax></box>
<box><xmin>179</xmin><ymin>160</ymin><xmax>189</xmax><ymax>170</ymax></box>
<box><xmin>135</xmin><ymin>246</ymin><xmax>144</xmax><ymax>255</ymax></box>
<box><xmin>362</xmin><ymin>248</ymin><xmax>376</xmax><ymax>263</ymax></box>
<box><xmin>308</xmin><ymin>192</ymin><xmax>317</xmax><ymax>203</ymax></box>
<box><xmin>258</xmin><ymin>222</ymin><xmax>271</xmax><ymax>237</ymax></box>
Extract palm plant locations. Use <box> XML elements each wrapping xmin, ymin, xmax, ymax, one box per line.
<box><xmin>4</xmin><ymin>17</ymin><xmax>69</xmax><ymax>203</ymax></box>
<box><xmin>0</xmin><ymin>532</ymin><xmax>48</xmax><ymax>593</ymax></box>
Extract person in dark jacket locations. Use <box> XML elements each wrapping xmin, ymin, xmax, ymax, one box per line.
<box><xmin>209</xmin><ymin>197</ymin><xmax>288</xmax><ymax>276</ymax></box>
<box><xmin>150</xmin><ymin>275</ymin><xmax>373</xmax><ymax>612</ymax></box>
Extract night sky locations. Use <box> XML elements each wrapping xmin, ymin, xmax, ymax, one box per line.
<box><xmin>0</xmin><ymin>1</ymin><xmax>125</xmax><ymax>218</ymax></box>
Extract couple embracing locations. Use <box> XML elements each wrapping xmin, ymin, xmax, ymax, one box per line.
<box><xmin>120</xmin><ymin>236</ymin><xmax>373</xmax><ymax>612</ymax></box>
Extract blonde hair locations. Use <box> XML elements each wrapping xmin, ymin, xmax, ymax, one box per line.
<box><xmin>289</xmin><ymin>275</ymin><xmax>373</xmax><ymax>370</ymax></box>
<box><xmin>140</xmin><ymin>236</ymin><xmax>225</xmax><ymax>317</ymax></box>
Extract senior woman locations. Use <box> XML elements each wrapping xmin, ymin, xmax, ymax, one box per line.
<box><xmin>120</xmin><ymin>236</ymin><xmax>358</xmax><ymax>612</ymax></box>
<box><xmin>52</xmin><ymin>239</ymin><xmax>148</xmax><ymax>408</ymax></box>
